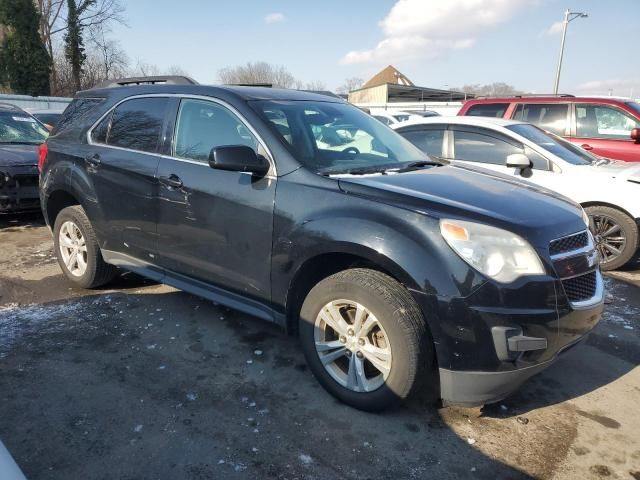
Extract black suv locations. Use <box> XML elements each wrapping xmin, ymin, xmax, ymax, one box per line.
<box><xmin>39</xmin><ymin>77</ymin><xmax>604</xmax><ymax>411</ymax></box>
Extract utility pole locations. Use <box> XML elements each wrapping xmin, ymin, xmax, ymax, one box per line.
<box><xmin>553</xmin><ymin>9</ymin><xmax>588</xmax><ymax>95</ymax></box>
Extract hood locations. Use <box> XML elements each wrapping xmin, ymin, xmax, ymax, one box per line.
<box><xmin>0</xmin><ymin>144</ymin><xmax>39</xmax><ymax>167</ymax></box>
<box><xmin>588</xmin><ymin>159</ymin><xmax>640</xmax><ymax>182</ymax></box>
<box><xmin>337</xmin><ymin>164</ymin><xmax>586</xmax><ymax>248</ymax></box>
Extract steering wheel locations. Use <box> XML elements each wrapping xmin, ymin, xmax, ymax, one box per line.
<box><xmin>342</xmin><ymin>147</ymin><xmax>360</xmax><ymax>156</ymax></box>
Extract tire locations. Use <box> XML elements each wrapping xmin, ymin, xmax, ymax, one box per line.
<box><xmin>299</xmin><ymin>268</ymin><xmax>435</xmax><ymax>411</ymax></box>
<box><xmin>53</xmin><ymin>205</ymin><xmax>118</xmax><ymax>288</ymax></box>
<box><xmin>586</xmin><ymin>205</ymin><xmax>639</xmax><ymax>271</ymax></box>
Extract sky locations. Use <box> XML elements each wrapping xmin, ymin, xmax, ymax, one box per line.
<box><xmin>110</xmin><ymin>0</ymin><xmax>640</xmax><ymax>96</ymax></box>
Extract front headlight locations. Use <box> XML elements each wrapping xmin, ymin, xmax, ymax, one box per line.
<box><xmin>440</xmin><ymin>219</ymin><xmax>545</xmax><ymax>283</ymax></box>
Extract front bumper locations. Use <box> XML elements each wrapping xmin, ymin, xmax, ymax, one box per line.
<box><xmin>0</xmin><ymin>166</ymin><xmax>40</xmax><ymax>213</ymax></box>
<box><xmin>412</xmin><ymin>270</ymin><xmax>604</xmax><ymax>407</ymax></box>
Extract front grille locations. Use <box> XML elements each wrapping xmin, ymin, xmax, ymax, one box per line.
<box><xmin>13</xmin><ymin>174</ymin><xmax>39</xmax><ymax>187</ymax></box>
<box><xmin>562</xmin><ymin>271</ymin><xmax>597</xmax><ymax>302</ymax></box>
<box><xmin>549</xmin><ymin>231</ymin><xmax>589</xmax><ymax>256</ymax></box>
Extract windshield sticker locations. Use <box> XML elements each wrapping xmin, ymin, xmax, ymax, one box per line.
<box><xmin>12</xmin><ymin>116</ymin><xmax>37</xmax><ymax>123</ymax></box>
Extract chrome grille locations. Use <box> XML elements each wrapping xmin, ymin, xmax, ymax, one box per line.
<box><xmin>562</xmin><ymin>271</ymin><xmax>597</xmax><ymax>303</ymax></box>
<box><xmin>549</xmin><ymin>231</ymin><xmax>589</xmax><ymax>256</ymax></box>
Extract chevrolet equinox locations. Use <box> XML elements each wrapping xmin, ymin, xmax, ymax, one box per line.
<box><xmin>39</xmin><ymin>77</ymin><xmax>604</xmax><ymax>411</ymax></box>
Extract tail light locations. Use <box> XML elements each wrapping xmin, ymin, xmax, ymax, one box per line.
<box><xmin>38</xmin><ymin>143</ymin><xmax>48</xmax><ymax>172</ymax></box>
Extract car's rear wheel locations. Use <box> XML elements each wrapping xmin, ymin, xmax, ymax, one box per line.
<box><xmin>586</xmin><ymin>205</ymin><xmax>639</xmax><ymax>271</ymax></box>
<box><xmin>299</xmin><ymin>268</ymin><xmax>435</xmax><ymax>411</ymax></box>
<box><xmin>53</xmin><ymin>205</ymin><xmax>118</xmax><ymax>288</ymax></box>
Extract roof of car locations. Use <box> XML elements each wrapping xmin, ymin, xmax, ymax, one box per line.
<box><xmin>80</xmin><ymin>84</ymin><xmax>345</xmax><ymax>104</ymax></box>
<box><xmin>463</xmin><ymin>96</ymin><xmax>634</xmax><ymax>105</ymax></box>
<box><xmin>392</xmin><ymin>116</ymin><xmax>525</xmax><ymax>129</ymax></box>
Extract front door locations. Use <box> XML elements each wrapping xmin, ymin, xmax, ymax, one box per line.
<box><xmin>156</xmin><ymin>98</ymin><xmax>276</xmax><ymax>306</ymax></box>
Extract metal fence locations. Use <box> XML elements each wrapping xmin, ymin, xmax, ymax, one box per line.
<box><xmin>0</xmin><ymin>94</ymin><xmax>72</xmax><ymax>111</ymax></box>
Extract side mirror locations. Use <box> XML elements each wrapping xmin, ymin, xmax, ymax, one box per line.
<box><xmin>631</xmin><ymin>128</ymin><xmax>640</xmax><ymax>143</ymax></box>
<box><xmin>209</xmin><ymin>145</ymin><xmax>269</xmax><ymax>177</ymax></box>
<box><xmin>506</xmin><ymin>153</ymin><xmax>532</xmax><ymax>169</ymax></box>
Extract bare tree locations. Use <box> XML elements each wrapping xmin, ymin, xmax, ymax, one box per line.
<box><xmin>453</xmin><ymin>82</ymin><xmax>524</xmax><ymax>97</ymax></box>
<box><xmin>166</xmin><ymin>65</ymin><xmax>191</xmax><ymax>77</ymax></box>
<box><xmin>89</xmin><ymin>24</ymin><xmax>128</xmax><ymax>79</ymax></box>
<box><xmin>218</xmin><ymin>61</ymin><xmax>296</xmax><ymax>88</ymax></box>
<box><xmin>304</xmin><ymin>80</ymin><xmax>327</xmax><ymax>91</ymax></box>
<box><xmin>337</xmin><ymin>77</ymin><xmax>364</xmax><ymax>94</ymax></box>
<box><xmin>35</xmin><ymin>0</ymin><xmax>125</xmax><ymax>91</ymax></box>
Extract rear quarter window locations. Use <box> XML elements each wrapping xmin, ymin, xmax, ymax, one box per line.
<box><xmin>465</xmin><ymin>103</ymin><xmax>509</xmax><ymax>118</ymax></box>
<box><xmin>53</xmin><ymin>98</ymin><xmax>105</xmax><ymax>138</ymax></box>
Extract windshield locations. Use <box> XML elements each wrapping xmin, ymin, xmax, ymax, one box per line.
<box><xmin>251</xmin><ymin>100</ymin><xmax>428</xmax><ymax>175</ymax></box>
<box><xmin>0</xmin><ymin>111</ymin><xmax>49</xmax><ymax>144</ymax></box>
<box><xmin>506</xmin><ymin>123</ymin><xmax>596</xmax><ymax>165</ymax></box>
<box><xmin>627</xmin><ymin>102</ymin><xmax>640</xmax><ymax>115</ymax></box>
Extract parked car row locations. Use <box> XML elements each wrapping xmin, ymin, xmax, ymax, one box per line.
<box><xmin>38</xmin><ymin>77</ymin><xmax>604</xmax><ymax>411</ymax></box>
<box><xmin>393</xmin><ymin>116</ymin><xmax>640</xmax><ymax>270</ymax></box>
<box><xmin>458</xmin><ymin>95</ymin><xmax>640</xmax><ymax>163</ymax></box>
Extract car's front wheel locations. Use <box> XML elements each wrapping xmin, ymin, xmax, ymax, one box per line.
<box><xmin>586</xmin><ymin>205</ymin><xmax>639</xmax><ymax>271</ymax></box>
<box><xmin>299</xmin><ymin>268</ymin><xmax>435</xmax><ymax>411</ymax></box>
<box><xmin>53</xmin><ymin>205</ymin><xmax>118</xmax><ymax>288</ymax></box>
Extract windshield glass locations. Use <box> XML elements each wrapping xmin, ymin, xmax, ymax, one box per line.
<box><xmin>506</xmin><ymin>123</ymin><xmax>596</xmax><ymax>165</ymax></box>
<box><xmin>251</xmin><ymin>100</ymin><xmax>428</xmax><ymax>174</ymax></box>
<box><xmin>0</xmin><ymin>111</ymin><xmax>49</xmax><ymax>144</ymax></box>
<box><xmin>626</xmin><ymin>102</ymin><xmax>640</xmax><ymax>115</ymax></box>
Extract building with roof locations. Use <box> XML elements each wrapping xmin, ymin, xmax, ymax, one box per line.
<box><xmin>347</xmin><ymin>65</ymin><xmax>471</xmax><ymax>114</ymax></box>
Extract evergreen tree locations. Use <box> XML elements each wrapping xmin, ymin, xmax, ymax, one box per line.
<box><xmin>0</xmin><ymin>0</ymin><xmax>52</xmax><ymax>96</ymax></box>
<box><xmin>64</xmin><ymin>0</ymin><xmax>95</xmax><ymax>93</ymax></box>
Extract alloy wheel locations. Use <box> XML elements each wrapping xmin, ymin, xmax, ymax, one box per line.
<box><xmin>591</xmin><ymin>214</ymin><xmax>626</xmax><ymax>266</ymax></box>
<box><xmin>314</xmin><ymin>300</ymin><xmax>392</xmax><ymax>393</ymax></box>
<box><xmin>58</xmin><ymin>220</ymin><xmax>88</xmax><ymax>277</ymax></box>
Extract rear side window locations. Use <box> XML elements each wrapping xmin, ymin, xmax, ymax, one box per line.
<box><xmin>373</xmin><ymin>115</ymin><xmax>393</xmax><ymax>126</ymax></box>
<box><xmin>465</xmin><ymin>103</ymin><xmax>509</xmax><ymax>118</ymax></box>
<box><xmin>400</xmin><ymin>128</ymin><xmax>445</xmax><ymax>157</ymax></box>
<box><xmin>452</xmin><ymin>130</ymin><xmax>523</xmax><ymax>165</ymax></box>
<box><xmin>512</xmin><ymin>103</ymin><xmax>569</xmax><ymax>135</ymax></box>
<box><xmin>107</xmin><ymin>98</ymin><xmax>169</xmax><ymax>153</ymax></box>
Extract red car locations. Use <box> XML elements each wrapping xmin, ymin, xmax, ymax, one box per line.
<box><xmin>458</xmin><ymin>96</ymin><xmax>640</xmax><ymax>162</ymax></box>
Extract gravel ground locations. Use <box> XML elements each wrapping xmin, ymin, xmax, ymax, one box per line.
<box><xmin>0</xmin><ymin>213</ymin><xmax>639</xmax><ymax>480</ymax></box>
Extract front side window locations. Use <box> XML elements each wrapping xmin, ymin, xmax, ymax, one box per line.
<box><xmin>507</xmin><ymin>123</ymin><xmax>595</xmax><ymax>165</ymax></box>
<box><xmin>466</xmin><ymin>103</ymin><xmax>509</xmax><ymax>118</ymax></box>
<box><xmin>512</xmin><ymin>103</ymin><xmax>569</xmax><ymax>135</ymax></box>
<box><xmin>400</xmin><ymin>128</ymin><xmax>445</xmax><ymax>158</ymax></box>
<box><xmin>0</xmin><ymin>111</ymin><xmax>49</xmax><ymax>144</ymax></box>
<box><xmin>452</xmin><ymin>130</ymin><xmax>523</xmax><ymax>165</ymax></box>
<box><xmin>575</xmin><ymin>104</ymin><xmax>640</xmax><ymax>139</ymax></box>
<box><xmin>252</xmin><ymin>100</ymin><xmax>427</xmax><ymax>175</ymax></box>
<box><xmin>174</xmin><ymin>99</ymin><xmax>258</xmax><ymax>163</ymax></box>
<box><xmin>107</xmin><ymin>97</ymin><xmax>169</xmax><ymax>153</ymax></box>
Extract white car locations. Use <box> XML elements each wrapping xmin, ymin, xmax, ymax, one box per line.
<box><xmin>370</xmin><ymin>109</ymin><xmax>438</xmax><ymax>127</ymax></box>
<box><xmin>393</xmin><ymin>116</ymin><xmax>640</xmax><ymax>270</ymax></box>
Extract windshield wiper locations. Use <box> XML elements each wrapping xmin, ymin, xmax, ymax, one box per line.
<box><xmin>394</xmin><ymin>159</ymin><xmax>446</xmax><ymax>172</ymax></box>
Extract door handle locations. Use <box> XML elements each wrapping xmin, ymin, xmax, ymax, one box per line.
<box><xmin>159</xmin><ymin>174</ymin><xmax>183</xmax><ymax>189</ymax></box>
<box><xmin>581</xmin><ymin>144</ymin><xmax>594</xmax><ymax>151</ymax></box>
<box><xmin>84</xmin><ymin>154</ymin><xmax>101</xmax><ymax>167</ymax></box>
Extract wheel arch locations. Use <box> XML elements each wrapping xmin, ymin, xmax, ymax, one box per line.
<box><xmin>284</xmin><ymin>246</ymin><xmax>421</xmax><ymax>337</ymax></box>
<box><xmin>44</xmin><ymin>188</ymin><xmax>82</xmax><ymax>229</ymax></box>
<box><xmin>581</xmin><ymin>201</ymin><xmax>636</xmax><ymax>221</ymax></box>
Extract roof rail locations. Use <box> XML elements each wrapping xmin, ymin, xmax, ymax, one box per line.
<box><xmin>92</xmin><ymin>76</ymin><xmax>199</xmax><ymax>89</ymax></box>
<box><xmin>474</xmin><ymin>93</ymin><xmax>575</xmax><ymax>99</ymax></box>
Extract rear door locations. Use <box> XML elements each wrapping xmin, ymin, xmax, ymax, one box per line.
<box><xmin>155</xmin><ymin>97</ymin><xmax>276</xmax><ymax>306</ymax></box>
<box><xmin>87</xmin><ymin>96</ymin><xmax>170</xmax><ymax>265</ymax></box>
<box><xmin>567</xmin><ymin>103</ymin><xmax>640</xmax><ymax>162</ymax></box>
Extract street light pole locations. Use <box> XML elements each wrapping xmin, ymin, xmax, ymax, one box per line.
<box><xmin>553</xmin><ymin>9</ymin><xmax>588</xmax><ymax>95</ymax></box>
